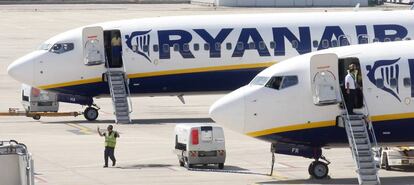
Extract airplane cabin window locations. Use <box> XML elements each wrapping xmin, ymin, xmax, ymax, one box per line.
<box><xmin>280</xmin><ymin>76</ymin><xmax>299</xmax><ymax>89</ymax></box>
<box><xmin>215</xmin><ymin>43</ymin><xmax>221</xmax><ymax>50</ymax></box>
<box><xmin>390</xmin><ymin>78</ymin><xmax>398</xmax><ymax>88</ymax></box>
<box><xmin>321</xmin><ymin>40</ymin><xmax>329</xmax><ymax>49</ymax></box>
<box><xmin>248</xmin><ymin>42</ymin><xmax>255</xmax><ymax>49</ymax></box>
<box><xmin>194</xmin><ymin>43</ymin><xmax>200</xmax><ymax>51</ymax></box>
<box><xmin>404</xmin><ymin>78</ymin><xmax>411</xmax><ymax>87</ymax></box>
<box><xmin>153</xmin><ymin>45</ymin><xmax>159</xmax><ymax>52</ymax></box>
<box><xmin>340</xmin><ymin>38</ymin><xmax>349</xmax><ymax>46</ymax></box>
<box><xmin>312</xmin><ymin>40</ymin><xmax>319</xmax><ymax>48</ymax></box>
<box><xmin>173</xmin><ymin>43</ymin><xmax>180</xmax><ymax>51</ymax></box>
<box><xmin>270</xmin><ymin>41</ymin><xmax>275</xmax><ymax>49</ymax></box>
<box><xmin>50</xmin><ymin>43</ymin><xmax>74</xmax><ymax>54</ymax></box>
<box><xmin>395</xmin><ymin>37</ymin><xmax>402</xmax><ymax>41</ymax></box>
<box><xmin>384</xmin><ymin>38</ymin><xmax>391</xmax><ymax>42</ymax></box>
<box><xmin>226</xmin><ymin>43</ymin><xmax>232</xmax><ymax>50</ymax></box>
<box><xmin>375</xmin><ymin>79</ymin><xmax>384</xmax><ymax>88</ymax></box>
<box><xmin>291</xmin><ymin>40</ymin><xmax>298</xmax><ymax>49</ymax></box>
<box><xmin>373</xmin><ymin>38</ymin><xmax>379</xmax><ymax>43</ymax></box>
<box><xmin>236</xmin><ymin>42</ymin><xmax>244</xmax><ymax>50</ymax></box>
<box><xmin>259</xmin><ymin>41</ymin><xmax>266</xmax><ymax>50</ymax></box>
<box><xmin>331</xmin><ymin>40</ymin><xmax>338</xmax><ymax>47</ymax></box>
<box><xmin>163</xmin><ymin>44</ymin><xmax>169</xmax><ymax>52</ymax></box>
<box><xmin>183</xmin><ymin>43</ymin><xmax>189</xmax><ymax>52</ymax></box>
<box><xmin>204</xmin><ymin>43</ymin><xmax>210</xmax><ymax>51</ymax></box>
<box><xmin>143</xmin><ymin>45</ymin><xmax>149</xmax><ymax>52</ymax></box>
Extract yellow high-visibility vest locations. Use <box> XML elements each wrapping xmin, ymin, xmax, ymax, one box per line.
<box><xmin>105</xmin><ymin>132</ymin><xmax>117</xmax><ymax>148</ymax></box>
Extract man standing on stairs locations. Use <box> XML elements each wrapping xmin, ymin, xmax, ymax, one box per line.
<box><xmin>345</xmin><ymin>64</ymin><xmax>357</xmax><ymax>114</ymax></box>
<box><xmin>98</xmin><ymin>125</ymin><xmax>120</xmax><ymax>168</ymax></box>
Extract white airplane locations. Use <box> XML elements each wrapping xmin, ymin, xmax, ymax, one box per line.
<box><xmin>7</xmin><ymin>10</ymin><xmax>414</xmax><ymax>121</ymax></box>
<box><xmin>209</xmin><ymin>40</ymin><xmax>414</xmax><ymax>182</ymax></box>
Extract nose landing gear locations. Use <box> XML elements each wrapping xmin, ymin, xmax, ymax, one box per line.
<box><xmin>308</xmin><ymin>155</ymin><xmax>330</xmax><ymax>179</ymax></box>
<box><xmin>83</xmin><ymin>104</ymin><xmax>100</xmax><ymax>121</ymax></box>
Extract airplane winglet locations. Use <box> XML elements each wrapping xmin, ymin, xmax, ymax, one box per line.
<box><xmin>353</xmin><ymin>3</ymin><xmax>360</xmax><ymax>12</ymax></box>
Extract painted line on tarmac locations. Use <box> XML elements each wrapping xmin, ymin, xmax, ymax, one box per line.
<box><xmin>66</xmin><ymin>123</ymin><xmax>93</xmax><ymax>135</ymax></box>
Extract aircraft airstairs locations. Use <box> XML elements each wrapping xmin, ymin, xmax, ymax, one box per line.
<box><xmin>340</xmin><ymin>98</ymin><xmax>381</xmax><ymax>185</ymax></box>
<box><xmin>106</xmin><ymin>70</ymin><xmax>132</xmax><ymax>124</ymax></box>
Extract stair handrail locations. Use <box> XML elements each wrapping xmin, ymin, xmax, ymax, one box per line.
<box><xmin>104</xmin><ymin>56</ymin><xmax>117</xmax><ymax>115</ymax></box>
<box><xmin>122</xmin><ymin>63</ymin><xmax>133</xmax><ymax>114</ymax></box>
<box><xmin>339</xmin><ymin>90</ymin><xmax>361</xmax><ymax>163</ymax></box>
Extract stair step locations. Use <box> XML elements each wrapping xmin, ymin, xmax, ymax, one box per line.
<box><xmin>350</xmin><ymin>120</ymin><xmax>365</xmax><ymax>126</ymax></box>
<box><xmin>355</xmin><ymin>138</ymin><xmax>368</xmax><ymax>144</ymax></box>
<box><xmin>360</xmin><ymin>174</ymin><xmax>378</xmax><ymax>181</ymax></box>
<box><xmin>359</xmin><ymin>168</ymin><xmax>377</xmax><ymax>175</ymax></box>
<box><xmin>116</xmin><ymin>112</ymin><xmax>129</xmax><ymax>116</ymax></box>
<box><xmin>351</xmin><ymin>126</ymin><xmax>366</xmax><ymax>132</ymax></box>
<box><xmin>113</xmin><ymin>94</ymin><xmax>126</xmax><ymax>98</ymax></box>
<box><xmin>356</xmin><ymin>144</ymin><xmax>370</xmax><ymax>150</ymax></box>
<box><xmin>358</xmin><ymin>156</ymin><xmax>374</xmax><ymax>162</ymax></box>
<box><xmin>353</xmin><ymin>132</ymin><xmax>368</xmax><ymax>138</ymax></box>
<box><xmin>360</xmin><ymin>180</ymin><xmax>380</xmax><ymax>185</ymax></box>
<box><xmin>116</xmin><ymin>107</ymin><xmax>129</xmax><ymax>112</ymax></box>
<box><xmin>115</xmin><ymin>102</ymin><xmax>128</xmax><ymax>107</ymax></box>
<box><xmin>359</xmin><ymin>161</ymin><xmax>376</xmax><ymax>169</ymax></box>
<box><xmin>111</xmin><ymin>81</ymin><xmax>124</xmax><ymax>85</ymax></box>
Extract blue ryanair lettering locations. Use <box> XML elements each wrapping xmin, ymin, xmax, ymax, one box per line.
<box><xmin>158</xmin><ymin>30</ymin><xmax>195</xmax><ymax>59</ymax></box>
<box><xmin>232</xmin><ymin>28</ymin><xmax>271</xmax><ymax>57</ymax></box>
<box><xmin>194</xmin><ymin>28</ymin><xmax>233</xmax><ymax>58</ymax></box>
<box><xmin>374</xmin><ymin>24</ymin><xmax>408</xmax><ymax>42</ymax></box>
<box><xmin>408</xmin><ymin>59</ymin><xmax>414</xmax><ymax>98</ymax></box>
<box><xmin>272</xmin><ymin>27</ymin><xmax>311</xmax><ymax>56</ymax></box>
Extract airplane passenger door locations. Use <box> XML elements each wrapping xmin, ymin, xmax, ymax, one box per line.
<box><xmin>310</xmin><ymin>53</ymin><xmax>342</xmax><ymax>105</ymax></box>
<box><xmin>82</xmin><ymin>26</ymin><xmax>105</xmax><ymax>66</ymax></box>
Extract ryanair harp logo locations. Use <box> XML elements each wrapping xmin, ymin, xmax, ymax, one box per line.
<box><xmin>125</xmin><ymin>30</ymin><xmax>152</xmax><ymax>63</ymax></box>
<box><xmin>366</xmin><ymin>58</ymin><xmax>401</xmax><ymax>102</ymax></box>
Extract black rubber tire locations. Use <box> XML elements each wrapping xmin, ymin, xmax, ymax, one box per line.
<box><xmin>218</xmin><ymin>163</ymin><xmax>224</xmax><ymax>169</ymax></box>
<box><xmin>84</xmin><ymin>107</ymin><xmax>99</xmax><ymax>121</ymax></box>
<box><xmin>32</xmin><ymin>114</ymin><xmax>41</xmax><ymax>120</ymax></box>
<box><xmin>188</xmin><ymin>164</ymin><xmax>194</xmax><ymax>168</ymax></box>
<box><xmin>309</xmin><ymin>161</ymin><xmax>329</xmax><ymax>179</ymax></box>
<box><xmin>179</xmin><ymin>160</ymin><xmax>184</xmax><ymax>167</ymax></box>
<box><xmin>308</xmin><ymin>162</ymin><xmax>315</xmax><ymax>176</ymax></box>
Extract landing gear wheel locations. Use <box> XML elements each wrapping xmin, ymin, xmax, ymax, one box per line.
<box><xmin>309</xmin><ymin>161</ymin><xmax>329</xmax><ymax>179</ymax></box>
<box><xmin>32</xmin><ymin>114</ymin><xmax>41</xmax><ymax>120</ymax></box>
<box><xmin>84</xmin><ymin>107</ymin><xmax>98</xmax><ymax>121</ymax></box>
<box><xmin>218</xmin><ymin>163</ymin><xmax>224</xmax><ymax>169</ymax></box>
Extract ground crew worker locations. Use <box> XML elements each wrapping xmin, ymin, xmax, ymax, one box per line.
<box><xmin>345</xmin><ymin>64</ymin><xmax>357</xmax><ymax>114</ymax></box>
<box><xmin>97</xmin><ymin>125</ymin><xmax>119</xmax><ymax>168</ymax></box>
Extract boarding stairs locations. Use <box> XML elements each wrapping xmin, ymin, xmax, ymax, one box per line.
<box><xmin>106</xmin><ymin>70</ymin><xmax>132</xmax><ymax>124</ymax></box>
<box><xmin>341</xmin><ymin>97</ymin><xmax>380</xmax><ymax>185</ymax></box>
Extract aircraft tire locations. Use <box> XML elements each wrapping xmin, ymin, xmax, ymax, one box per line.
<box><xmin>309</xmin><ymin>161</ymin><xmax>329</xmax><ymax>179</ymax></box>
<box><xmin>84</xmin><ymin>107</ymin><xmax>99</xmax><ymax>121</ymax></box>
<box><xmin>32</xmin><ymin>114</ymin><xmax>41</xmax><ymax>120</ymax></box>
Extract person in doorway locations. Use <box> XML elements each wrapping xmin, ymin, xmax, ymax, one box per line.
<box><xmin>97</xmin><ymin>125</ymin><xmax>120</xmax><ymax>168</ymax></box>
<box><xmin>111</xmin><ymin>32</ymin><xmax>122</xmax><ymax>67</ymax></box>
<box><xmin>345</xmin><ymin>64</ymin><xmax>357</xmax><ymax>114</ymax></box>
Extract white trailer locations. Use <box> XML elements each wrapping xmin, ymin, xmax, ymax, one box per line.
<box><xmin>174</xmin><ymin>123</ymin><xmax>226</xmax><ymax>169</ymax></box>
<box><xmin>0</xmin><ymin>140</ymin><xmax>35</xmax><ymax>185</ymax></box>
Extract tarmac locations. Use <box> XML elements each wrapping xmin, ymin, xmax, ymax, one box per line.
<box><xmin>0</xmin><ymin>3</ymin><xmax>414</xmax><ymax>185</ymax></box>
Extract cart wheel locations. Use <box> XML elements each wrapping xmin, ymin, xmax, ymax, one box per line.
<box><xmin>84</xmin><ymin>107</ymin><xmax>98</xmax><ymax>121</ymax></box>
<box><xmin>188</xmin><ymin>163</ymin><xmax>194</xmax><ymax>168</ymax></box>
<box><xmin>384</xmin><ymin>154</ymin><xmax>391</xmax><ymax>171</ymax></box>
<box><xmin>218</xmin><ymin>163</ymin><xmax>224</xmax><ymax>169</ymax></box>
<box><xmin>32</xmin><ymin>114</ymin><xmax>41</xmax><ymax>120</ymax></box>
<box><xmin>179</xmin><ymin>160</ymin><xmax>184</xmax><ymax>167</ymax></box>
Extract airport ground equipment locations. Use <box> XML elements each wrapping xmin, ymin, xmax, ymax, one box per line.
<box><xmin>0</xmin><ymin>108</ymin><xmax>81</xmax><ymax>120</ymax></box>
<box><xmin>0</xmin><ymin>140</ymin><xmax>34</xmax><ymax>185</ymax></box>
<box><xmin>106</xmin><ymin>70</ymin><xmax>132</xmax><ymax>124</ymax></box>
<box><xmin>174</xmin><ymin>123</ymin><xmax>226</xmax><ymax>169</ymax></box>
<box><xmin>380</xmin><ymin>147</ymin><xmax>414</xmax><ymax>170</ymax></box>
<box><xmin>21</xmin><ymin>84</ymin><xmax>59</xmax><ymax>113</ymax></box>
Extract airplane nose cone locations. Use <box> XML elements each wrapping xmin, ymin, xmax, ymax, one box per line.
<box><xmin>7</xmin><ymin>54</ymin><xmax>35</xmax><ymax>85</ymax></box>
<box><xmin>209</xmin><ymin>88</ymin><xmax>246</xmax><ymax>133</ymax></box>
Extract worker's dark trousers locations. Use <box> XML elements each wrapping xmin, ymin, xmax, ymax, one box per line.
<box><xmin>346</xmin><ymin>89</ymin><xmax>356</xmax><ymax>114</ymax></box>
<box><xmin>104</xmin><ymin>146</ymin><xmax>116</xmax><ymax>166</ymax></box>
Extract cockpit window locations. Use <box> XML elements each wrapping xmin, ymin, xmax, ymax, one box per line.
<box><xmin>265</xmin><ymin>76</ymin><xmax>298</xmax><ymax>90</ymax></box>
<box><xmin>250</xmin><ymin>76</ymin><xmax>270</xmax><ymax>86</ymax></box>
<box><xmin>38</xmin><ymin>43</ymin><xmax>51</xmax><ymax>50</ymax></box>
<box><xmin>50</xmin><ymin>43</ymin><xmax>74</xmax><ymax>54</ymax></box>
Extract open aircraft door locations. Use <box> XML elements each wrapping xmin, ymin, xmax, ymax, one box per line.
<box><xmin>82</xmin><ymin>26</ymin><xmax>105</xmax><ymax>66</ymax></box>
<box><xmin>310</xmin><ymin>53</ymin><xmax>342</xmax><ymax>105</ymax></box>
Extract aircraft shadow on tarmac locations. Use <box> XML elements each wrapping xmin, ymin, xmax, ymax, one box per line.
<box><xmin>257</xmin><ymin>176</ymin><xmax>414</xmax><ymax>185</ymax></box>
<box><xmin>44</xmin><ymin>118</ymin><xmax>214</xmax><ymax>124</ymax></box>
